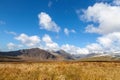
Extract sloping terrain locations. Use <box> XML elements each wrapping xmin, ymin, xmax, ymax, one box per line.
<box><xmin>79</xmin><ymin>56</ymin><xmax>120</xmax><ymax>61</ymax></box>
<box><xmin>0</xmin><ymin>48</ymin><xmax>57</xmax><ymax>61</ymax></box>
<box><xmin>0</xmin><ymin>48</ymin><xmax>75</xmax><ymax>62</ymax></box>
<box><xmin>53</xmin><ymin>50</ymin><xmax>74</xmax><ymax>60</ymax></box>
<box><xmin>0</xmin><ymin>56</ymin><xmax>23</xmax><ymax>62</ymax></box>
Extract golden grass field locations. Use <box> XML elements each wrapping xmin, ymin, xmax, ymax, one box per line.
<box><xmin>0</xmin><ymin>61</ymin><xmax>120</xmax><ymax>80</ymax></box>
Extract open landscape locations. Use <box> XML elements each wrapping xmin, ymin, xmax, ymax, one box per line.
<box><xmin>1</xmin><ymin>0</ymin><xmax>120</xmax><ymax>80</ymax></box>
<box><xmin>0</xmin><ymin>48</ymin><xmax>120</xmax><ymax>80</ymax></box>
<box><xmin>0</xmin><ymin>62</ymin><xmax>120</xmax><ymax>80</ymax></box>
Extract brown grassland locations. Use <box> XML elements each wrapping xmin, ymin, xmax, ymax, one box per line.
<box><xmin>0</xmin><ymin>61</ymin><xmax>120</xmax><ymax>80</ymax></box>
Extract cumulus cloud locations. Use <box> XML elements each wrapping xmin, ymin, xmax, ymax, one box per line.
<box><xmin>7</xmin><ymin>42</ymin><xmax>22</xmax><ymax>50</ymax></box>
<box><xmin>15</xmin><ymin>33</ymin><xmax>41</xmax><ymax>47</ymax></box>
<box><xmin>61</xmin><ymin>44</ymin><xmax>89</xmax><ymax>54</ymax></box>
<box><xmin>97</xmin><ymin>32</ymin><xmax>120</xmax><ymax>52</ymax></box>
<box><xmin>86</xmin><ymin>32</ymin><xmax>120</xmax><ymax>53</ymax></box>
<box><xmin>12</xmin><ymin>33</ymin><xmax>58</xmax><ymax>51</ymax></box>
<box><xmin>81</xmin><ymin>2</ymin><xmax>120</xmax><ymax>34</ymax></box>
<box><xmin>86</xmin><ymin>43</ymin><xmax>103</xmax><ymax>53</ymax></box>
<box><xmin>113</xmin><ymin>0</ymin><xmax>120</xmax><ymax>6</ymax></box>
<box><xmin>73</xmin><ymin>1</ymin><xmax>120</xmax><ymax>54</ymax></box>
<box><xmin>7</xmin><ymin>43</ymin><xmax>16</xmax><ymax>50</ymax></box>
<box><xmin>42</xmin><ymin>34</ymin><xmax>59</xmax><ymax>50</ymax></box>
<box><xmin>61</xmin><ymin>32</ymin><xmax>120</xmax><ymax>54</ymax></box>
<box><xmin>64</xmin><ymin>28</ymin><xmax>76</xmax><ymax>35</ymax></box>
<box><xmin>38</xmin><ymin>12</ymin><xmax>60</xmax><ymax>32</ymax></box>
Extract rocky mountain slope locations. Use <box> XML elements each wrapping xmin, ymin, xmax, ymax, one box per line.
<box><xmin>0</xmin><ymin>48</ymin><xmax>74</xmax><ymax>62</ymax></box>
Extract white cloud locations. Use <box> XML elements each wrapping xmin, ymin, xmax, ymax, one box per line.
<box><xmin>97</xmin><ymin>32</ymin><xmax>120</xmax><ymax>52</ymax></box>
<box><xmin>61</xmin><ymin>44</ymin><xmax>89</xmax><ymax>54</ymax></box>
<box><xmin>7</xmin><ymin>43</ymin><xmax>16</xmax><ymax>50</ymax></box>
<box><xmin>5</xmin><ymin>31</ymin><xmax>17</xmax><ymax>35</ymax></box>
<box><xmin>38</xmin><ymin>12</ymin><xmax>60</xmax><ymax>32</ymax></box>
<box><xmin>81</xmin><ymin>3</ymin><xmax>120</xmax><ymax>34</ymax></box>
<box><xmin>15</xmin><ymin>33</ymin><xmax>41</xmax><ymax>47</ymax></box>
<box><xmin>13</xmin><ymin>33</ymin><xmax>58</xmax><ymax>50</ymax></box>
<box><xmin>86</xmin><ymin>43</ymin><xmax>103</xmax><ymax>53</ymax></box>
<box><xmin>86</xmin><ymin>32</ymin><xmax>120</xmax><ymax>53</ymax></box>
<box><xmin>61</xmin><ymin>31</ymin><xmax>120</xmax><ymax>54</ymax></box>
<box><xmin>7</xmin><ymin>42</ymin><xmax>22</xmax><ymax>50</ymax></box>
<box><xmin>74</xmin><ymin>1</ymin><xmax>120</xmax><ymax>54</ymax></box>
<box><xmin>48</xmin><ymin>1</ymin><xmax>52</xmax><ymax>8</ymax></box>
<box><xmin>42</xmin><ymin>34</ymin><xmax>59</xmax><ymax>50</ymax></box>
<box><xmin>113</xmin><ymin>0</ymin><xmax>120</xmax><ymax>6</ymax></box>
<box><xmin>85</xmin><ymin>24</ymin><xmax>101</xmax><ymax>34</ymax></box>
<box><xmin>64</xmin><ymin>28</ymin><xmax>76</xmax><ymax>35</ymax></box>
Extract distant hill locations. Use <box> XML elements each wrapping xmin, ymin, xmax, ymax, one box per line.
<box><xmin>52</xmin><ymin>50</ymin><xmax>74</xmax><ymax>60</ymax></box>
<box><xmin>0</xmin><ymin>48</ymin><xmax>57</xmax><ymax>62</ymax></box>
<box><xmin>0</xmin><ymin>48</ymin><xmax>74</xmax><ymax>62</ymax></box>
<box><xmin>79</xmin><ymin>55</ymin><xmax>120</xmax><ymax>61</ymax></box>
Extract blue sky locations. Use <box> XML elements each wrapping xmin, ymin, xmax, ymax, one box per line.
<box><xmin>0</xmin><ymin>0</ymin><xmax>120</xmax><ymax>54</ymax></box>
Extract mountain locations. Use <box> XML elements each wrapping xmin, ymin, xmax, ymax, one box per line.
<box><xmin>0</xmin><ymin>48</ymin><xmax>58</xmax><ymax>62</ymax></box>
<box><xmin>0</xmin><ymin>48</ymin><xmax>75</xmax><ymax>62</ymax></box>
<box><xmin>19</xmin><ymin>48</ymin><xmax>57</xmax><ymax>60</ymax></box>
<box><xmin>52</xmin><ymin>50</ymin><xmax>74</xmax><ymax>60</ymax></box>
<box><xmin>79</xmin><ymin>54</ymin><xmax>120</xmax><ymax>61</ymax></box>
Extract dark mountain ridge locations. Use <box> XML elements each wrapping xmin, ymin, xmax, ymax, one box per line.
<box><xmin>0</xmin><ymin>48</ymin><xmax>74</xmax><ymax>62</ymax></box>
<box><xmin>0</xmin><ymin>48</ymin><xmax>57</xmax><ymax>61</ymax></box>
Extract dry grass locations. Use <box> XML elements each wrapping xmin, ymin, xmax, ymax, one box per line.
<box><xmin>0</xmin><ymin>61</ymin><xmax>120</xmax><ymax>80</ymax></box>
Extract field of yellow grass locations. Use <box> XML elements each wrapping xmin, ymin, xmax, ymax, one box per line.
<box><xmin>0</xmin><ymin>61</ymin><xmax>120</xmax><ymax>80</ymax></box>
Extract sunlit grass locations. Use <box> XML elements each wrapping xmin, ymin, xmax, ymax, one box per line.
<box><xmin>0</xmin><ymin>62</ymin><xmax>120</xmax><ymax>80</ymax></box>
